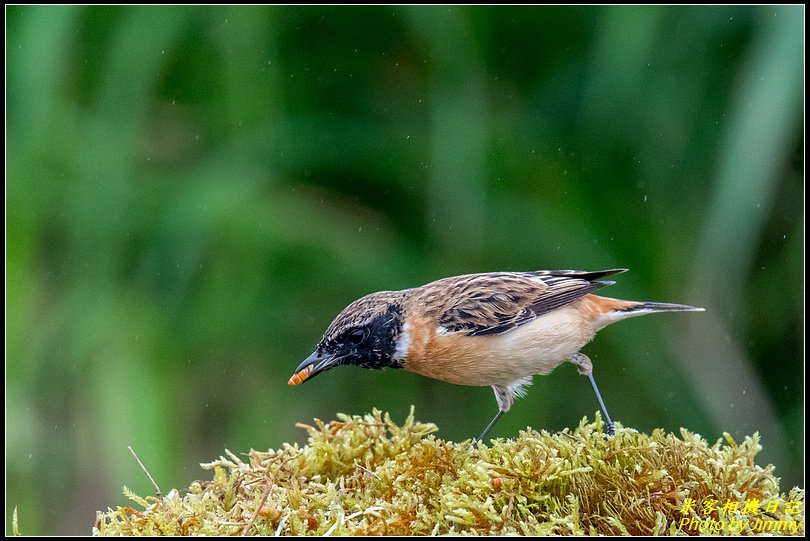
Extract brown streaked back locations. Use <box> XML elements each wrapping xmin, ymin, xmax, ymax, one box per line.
<box><xmin>408</xmin><ymin>269</ymin><xmax>626</xmax><ymax>337</ymax></box>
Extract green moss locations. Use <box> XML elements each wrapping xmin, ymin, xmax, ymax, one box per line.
<box><xmin>94</xmin><ymin>409</ymin><xmax>804</xmax><ymax>536</ymax></box>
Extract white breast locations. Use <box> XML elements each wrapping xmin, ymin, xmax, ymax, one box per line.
<box><xmin>483</xmin><ymin>305</ymin><xmax>596</xmax><ymax>385</ymax></box>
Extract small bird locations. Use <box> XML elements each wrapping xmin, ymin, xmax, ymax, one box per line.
<box><xmin>288</xmin><ymin>269</ymin><xmax>703</xmax><ymax>439</ymax></box>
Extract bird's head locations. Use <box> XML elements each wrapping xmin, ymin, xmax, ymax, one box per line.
<box><xmin>288</xmin><ymin>291</ymin><xmax>406</xmax><ymax>386</ymax></box>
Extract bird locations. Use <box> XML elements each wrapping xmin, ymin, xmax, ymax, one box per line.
<box><xmin>288</xmin><ymin>269</ymin><xmax>704</xmax><ymax>440</ymax></box>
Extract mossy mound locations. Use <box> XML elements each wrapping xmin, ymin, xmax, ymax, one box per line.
<box><xmin>94</xmin><ymin>409</ymin><xmax>804</xmax><ymax>535</ymax></box>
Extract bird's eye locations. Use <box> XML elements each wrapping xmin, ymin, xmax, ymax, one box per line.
<box><xmin>347</xmin><ymin>329</ymin><xmax>365</xmax><ymax>344</ymax></box>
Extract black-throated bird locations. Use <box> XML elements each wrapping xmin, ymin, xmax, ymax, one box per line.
<box><xmin>289</xmin><ymin>269</ymin><xmax>703</xmax><ymax>439</ymax></box>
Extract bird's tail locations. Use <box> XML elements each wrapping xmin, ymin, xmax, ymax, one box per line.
<box><xmin>627</xmin><ymin>302</ymin><xmax>705</xmax><ymax>314</ymax></box>
<box><xmin>588</xmin><ymin>296</ymin><xmax>704</xmax><ymax>330</ymax></box>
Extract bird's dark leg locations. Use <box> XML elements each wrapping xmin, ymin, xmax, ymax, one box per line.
<box><xmin>569</xmin><ymin>352</ymin><xmax>615</xmax><ymax>436</ymax></box>
<box><xmin>477</xmin><ymin>410</ymin><xmax>505</xmax><ymax>442</ymax></box>
<box><xmin>475</xmin><ymin>385</ymin><xmax>513</xmax><ymax>444</ymax></box>
<box><xmin>586</xmin><ymin>372</ymin><xmax>615</xmax><ymax>436</ymax></box>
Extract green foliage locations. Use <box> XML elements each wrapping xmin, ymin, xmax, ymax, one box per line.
<box><xmin>6</xmin><ymin>5</ymin><xmax>803</xmax><ymax>535</ymax></box>
<box><xmin>94</xmin><ymin>410</ymin><xmax>804</xmax><ymax>536</ymax></box>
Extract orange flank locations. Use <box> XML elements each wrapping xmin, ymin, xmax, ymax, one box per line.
<box><xmin>576</xmin><ymin>294</ymin><xmax>639</xmax><ymax>321</ymax></box>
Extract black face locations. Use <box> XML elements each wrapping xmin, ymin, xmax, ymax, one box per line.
<box><xmin>318</xmin><ymin>304</ymin><xmax>404</xmax><ymax>370</ymax></box>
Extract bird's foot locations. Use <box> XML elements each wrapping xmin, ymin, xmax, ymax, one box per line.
<box><xmin>568</xmin><ymin>352</ymin><xmax>593</xmax><ymax>376</ymax></box>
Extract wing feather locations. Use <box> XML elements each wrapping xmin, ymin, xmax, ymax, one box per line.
<box><xmin>416</xmin><ymin>269</ymin><xmax>623</xmax><ymax>336</ymax></box>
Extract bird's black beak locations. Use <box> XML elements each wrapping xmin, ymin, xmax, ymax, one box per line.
<box><xmin>287</xmin><ymin>351</ymin><xmax>339</xmax><ymax>386</ymax></box>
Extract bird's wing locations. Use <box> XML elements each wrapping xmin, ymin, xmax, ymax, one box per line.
<box><xmin>421</xmin><ymin>270</ymin><xmax>624</xmax><ymax>336</ymax></box>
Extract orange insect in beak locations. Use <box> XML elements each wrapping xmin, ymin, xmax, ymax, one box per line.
<box><xmin>287</xmin><ymin>365</ymin><xmax>313</xmax><ymax>386</ymax></box>
<box><xmin>288</xmin><ymin>351</ymin><xmax>337</xmax><ymax>386</ymax></box>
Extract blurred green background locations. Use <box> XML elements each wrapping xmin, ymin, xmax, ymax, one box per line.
<box><xmin>6</xmin><ymin>5</ymin><xmax>803</xmax><ymax>535</ymax></box>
